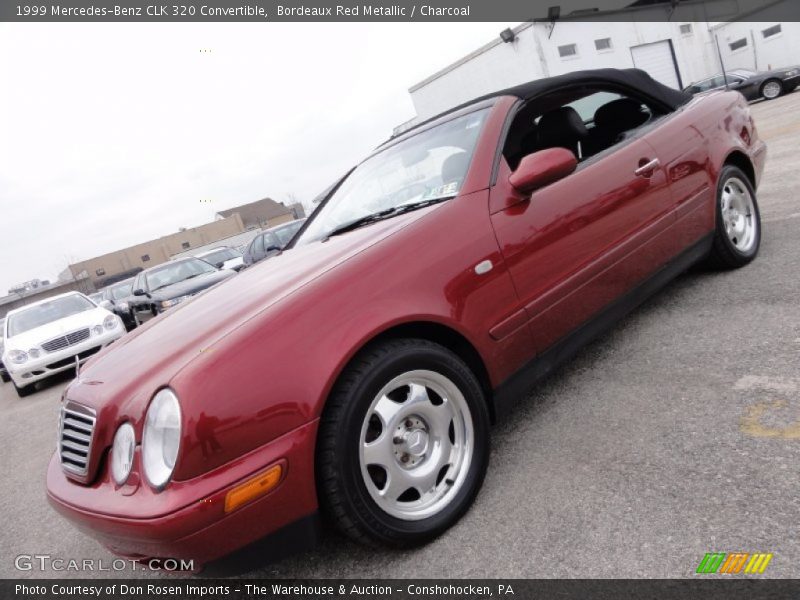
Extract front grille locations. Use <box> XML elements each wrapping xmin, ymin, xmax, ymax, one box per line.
<box><xmin>59</xmin><ymin>402</ymin><xmax>96</xmax><ymax>479</ymax></box>
<box><xmin>42</xmin><ymin>329</ymin><xmax>91</xmax><ymax>353</ymax></box>
<box><xmin>46</xmin><ymin>345</ymin><xmax>102</xmax><ymax>370</ymax></box>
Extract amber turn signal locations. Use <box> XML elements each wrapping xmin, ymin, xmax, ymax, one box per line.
<box><xmin>224</xmin><ymin>464</ymin><xmax>283</xmax><ymax>513</ymax></box>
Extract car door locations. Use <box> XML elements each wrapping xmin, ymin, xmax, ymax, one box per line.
<box><xmin>638</xmin><ymin>105</ymin><xmax>715</xmax><ymax>250</ymax></box>
<box><xmin>490</xmin><ymin>115</ymin><xmax>674</xmax><ymax>354</ymax></box>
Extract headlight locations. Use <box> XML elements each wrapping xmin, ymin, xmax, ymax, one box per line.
<box><xmin>28</xmin><ymin>348</ymin><xmax>41</xmax><ymax>359</ymax></box>
<box><xmin>142</xmin><ymin>389</ymin><xmax>182</xmax><ymax>490</ymax></box>
<box><xmin>92</xmin><ymin>325</ymin><xmax>103</xmax><ymax>336</ymax></box>
<box><xmin>785</xmin><ymin>69</ymin><xmax>798</xmax><ymax>77</ymax></box>
<box><xmin>103</xmin><ymin>314</ymin><xmax>118</xmax><ymax>330</ymax></box>
<box><xmin>111</xmin><ymin>422</ymin><xmax>136</xmax><ymax>485</ymax></box>
<box><xmin>9</xmin><ymin>349</ymin><xmax>28</xmax><ymax>364</ymax></box>
<box><xmin>159</xmin><ymin>295</ymin><xmax>190</xmax><ymax>310</ymax></box>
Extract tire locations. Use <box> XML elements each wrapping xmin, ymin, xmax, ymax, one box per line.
<box><xmin>14</xmin><ymin>381</ymin><xmax>34</xmax><ymax>397</ymax></box>
<box><xmin>0</xmin><ymin>370</ymin><xmax>10</xmax><ymax>383</ymax></box>
<box><xmin>316</xmin><ymin>338</ymin><xmax>490</xmax><ymax>547</ymax></box>
<box><xmin>704</xmin><ymin>165</ymin><xmax>761</xmax><ymax>269</ymax></box>
<box><xmin>761</xmin><ymin>79</ymin><xmax>783</xmax><ymax>100</ymax></box>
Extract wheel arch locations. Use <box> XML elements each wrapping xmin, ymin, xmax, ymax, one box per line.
<box><xmin>723</xmin><ymin>150</ymin><xmax>756</xmax><ymax>189</ymax></box>
<box><xmin>323</xmin><ymin>320</ymin><xmax>496</xmax><ymax>424</ymax></box>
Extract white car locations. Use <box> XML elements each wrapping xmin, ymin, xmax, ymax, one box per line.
<box><xmin>193</xmin><ymin>246</ymin><xmax>245</xmax><ymax>272</ymax></box>
<box><xmin>2</xmin><ymin>292</ymin><xmax>125</xmax><ymax>397</ymax></box>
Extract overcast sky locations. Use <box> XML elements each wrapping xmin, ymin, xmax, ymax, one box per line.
<box><xmin>0</xmin><ymin>22</ymin><xmax>537</xmax><ymax>293</ymax></box>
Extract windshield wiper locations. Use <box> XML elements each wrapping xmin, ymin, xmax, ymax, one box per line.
<box><xmin>322</xmin><ymin>197</ymin><xmax>453</xmax><ymax>241</ymax></box>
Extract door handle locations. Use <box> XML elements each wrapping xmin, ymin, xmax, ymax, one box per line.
<box><xmin>634</xmin><ymin>158</ymin><xmax>660</xmax><ymax>177</ymax></box>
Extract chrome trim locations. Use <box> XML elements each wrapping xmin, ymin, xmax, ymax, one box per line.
<box><xmin>58</xmin><ymin>401</ymin><xmax>97</xmax><ymax>481</ymax></box>
<box><xmin>42</xmin><ymin>328</ymin><xmax>91</xmax><ymax>353</ymax></box>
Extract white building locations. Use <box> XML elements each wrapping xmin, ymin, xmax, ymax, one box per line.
<box><xmin>403</xmin><ymin>0</ymin><xmax>799</xmax><ymax>130</ymax></box>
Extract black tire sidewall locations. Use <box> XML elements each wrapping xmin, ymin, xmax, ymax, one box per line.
<box><xmin>715</xmin><ymin>165</ymin><xmax>761</xmax><ymax>262</ymax></box>
<box><xmin>328</xmin><ymin>341</ymin><xmax>490</xmax><ymax>545</ymax></box>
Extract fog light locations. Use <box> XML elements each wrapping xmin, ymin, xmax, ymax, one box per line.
<box><xmin>224</xmin><ymin>464</ymin><xmax>283</xmax><ymax>513</ymax></box>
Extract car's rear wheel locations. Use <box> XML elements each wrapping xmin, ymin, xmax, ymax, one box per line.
<box><xmin>1</xmin><ymin>370</ymin><xmax>10</xmax><ymax>383</ymax></box>
<box><xmin>761</xmin><ymin>79</ymin><xmax>782</xmax><ymax>100</ymax></box>
<box><xmin>14</xmin><ymin>381</ymin><xmax>34</xmax><ymax>397</ymax></box>
<box><xmin>317</xmin><ymin>338</ymin><xmax>490</xmax><ymax>547</ymax></box>
<box><xmin>704</xmin><ymin>165</ymin><xmax>761</xmax><ymax>269</ymax></box>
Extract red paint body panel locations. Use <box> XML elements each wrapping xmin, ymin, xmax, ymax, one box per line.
<box><xmin>46</xmin><ymin>88</ymin><xmax>765</xmax><ymax>566</ymax></box>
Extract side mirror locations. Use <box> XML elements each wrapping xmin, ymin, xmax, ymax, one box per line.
<box><xmin>133</xmin><ymin>288</ymin><xmax>147</xmax><ymax>297</ymax></box>
<box><xmin>214</xmin><ymin>261</ymin><xmax>225</xmax><ymax>268</ymax></box>
<box><xmin>98</xmin><ymin>299</ymin><xmax>113</xmax><ymax>310</ymax></box>
<box><xmin>509</xmin><ymin>148</ymin><xmax>577</xmax><ymax>194</ymax></box>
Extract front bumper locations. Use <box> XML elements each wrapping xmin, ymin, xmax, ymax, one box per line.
<box><xmin>7</xmin><ymin>328</ymin><xmax>124</xmax><ymax>387</ymax></box>
<box><xmin>47</xmin><ymin>419</ymin><xmax>319</xmax><ymax>567</ymax></box>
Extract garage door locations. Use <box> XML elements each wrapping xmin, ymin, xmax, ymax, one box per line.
<box><xmin>631</xmin><ymin>40</ymin><xmax>681</xmax><ymax>89</ymax></box>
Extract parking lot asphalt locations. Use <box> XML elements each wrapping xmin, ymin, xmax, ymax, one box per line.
<box><xmin>2</xmin><ymin>91</ymin><xmax>799</xmax><ymax>580</ymax></box>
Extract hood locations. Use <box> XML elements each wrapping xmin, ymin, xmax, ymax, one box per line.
<box><xmin>68</xmin><ymin>209</ymin><xmax>431</xmax><ymax>413</ymax></box>
<box><xmin>221</xmin><ymin>256</ymin><xmax>244</xmax><ymax>270</ymax></box>
<box><xmin>4</xmin><ymin>307</ymin><xmax>111</xmax><ymax>352</ymax></box>
<box><xmin>764</xmin><ymin>66</ymin><xmax>800</xmax><ymax>76</ymax></box>
<box><xmin>149</xmin><ymin>269</ymin><xmax>234</xmax><ymax>301</ymax></box>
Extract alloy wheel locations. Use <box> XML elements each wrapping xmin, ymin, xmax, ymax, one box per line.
<box><xmin>720</xmin><ymin>176</ymin><xmax>758</xmax><ymax>253</ymax></box>
<box><xmin>358</xmin><ymin>369</ymin><xmax>474</xmax><ymax>521</ymax></box>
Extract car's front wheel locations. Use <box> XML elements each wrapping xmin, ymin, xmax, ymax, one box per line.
<box><xmin>761</xmin><ymin>79</ymin><xmax>783</xmax><ymax>100</ymax></box>
<box><xmin>317</xmin><ymin>338</ymin><xmax>490</xmax><ymax>547</ymax></box>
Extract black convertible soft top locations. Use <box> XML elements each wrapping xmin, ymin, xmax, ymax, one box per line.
<box><xmin>483</xmin><ymin>67</ymin><xmax>692</xmax><ymax>110</ymax></box>
<box><xmin>392</xmin><ymin>68</ymin><xmax>692</xmax><ymax>142</ymax></box>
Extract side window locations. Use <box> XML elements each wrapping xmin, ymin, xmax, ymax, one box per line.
<box><xmin>709</xmin><ymin>76</ymin><xmax>727</xmax><ymax>89</ymax></box>
<box><xmin>252</xmin><ymin>235</ymin><xmax>264</xmax><ymax>255</ymax></box>
<box><xmin>263</xmin><ymin>233</ymin><xmax>280</xmax><ymax>251</ymax></box>
<box><xmin>503</xmin><ymin>87</ymin><xmax>660</xmax><ymax>168</ymax></box>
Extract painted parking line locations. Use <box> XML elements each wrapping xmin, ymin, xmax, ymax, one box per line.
<box><xmin>736</xmin><ymin>376</ymin><xmax>800</xmax><ymax>439</ymax></box>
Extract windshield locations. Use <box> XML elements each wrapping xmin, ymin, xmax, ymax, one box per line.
<box><xmin>199</xmin><ymin>248</ymin><xmax>240</xmax><ymax>265</ymax></box>
<box><xmin>146</xmin><ymin>258</ymin><xmax>216</xmax><ymax>291</ymax></box>
<box><xmin>274</xmin><ymin>220</ymin><xmax>305</xmax><ymax>246</ymax></box>
<box><xmin>7</xmin><ymin>295</ymin><xmax>95</xmax><ymax>337</ymax></box>
<box><xmin>109</xmin><ymin>281</ymin><xmax>133</xmax><ymax>300</ymax></box>
<box><xmin>297</xmin><ymin>109</ymin><xmax>488</xmax><ymax>244</ymax></box>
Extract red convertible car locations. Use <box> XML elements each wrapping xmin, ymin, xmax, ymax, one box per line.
<box><xmin>47</xmin><ymin>69</ymin><xmax>765</xmax><ymax>568</ymax></box>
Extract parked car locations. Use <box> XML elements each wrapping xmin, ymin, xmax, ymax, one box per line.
<box><xmin>0</xmin><ymin>318</ymin><xmax>8</xmax><ymax>383</ymax></box>
<box><xmin>242</xmin><ymin>218</ymin><xmax>307</xmax><ymax>267</ymax></box>
<box><xmin>193</xmin><ymin>246</ymin><xmax>245</xmax><ymax>272</ymax></box>
<box><xmin>128</xmin><ymin>257</ymin><xmax>235</xmax><ymax>326</ymax></box>
<box><xmin>87</xmin><ymin>291</ymin><xmax>112</xmax><ymax>310</ymax></box>
<box><xmin>47</xmin><ymin>69</ymin><xmax>765</xmax><ymax>568</ymax></box>
<box><xmin>100</xmin><ymin>277</ymin><xmax>137</xmax><ymax>331</ymax></box>
<box><xmin>2</xmin><ymin>292</ymin><xmax>124</xmax><ymax>397</ymax></box>
<box><xmin>683</xmin><ymin>66</ymin><xmax>800</xmax><ymax>101</ymax></box>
